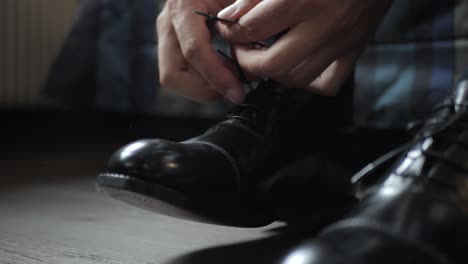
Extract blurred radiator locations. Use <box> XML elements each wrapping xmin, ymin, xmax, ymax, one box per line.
<box><xmin>0</xmin><ymin>0</ymin><xmax>78</xmax><ymax>107</ymax></box>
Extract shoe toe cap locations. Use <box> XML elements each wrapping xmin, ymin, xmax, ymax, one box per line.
<box><xmin>103</xmin><ymin>139</ymin><xmax>237</xmax><ymax>194</ymax></box>
<box><xmin>105</xmin><ymin>139</ymin><xmax>198</xmax><ymax>181</ymax></box>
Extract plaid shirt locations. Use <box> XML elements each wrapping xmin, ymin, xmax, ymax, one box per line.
<box><xmin>45</xmin><ymin>0</ymin><xmax>157</xmax><ymax>112</ymax></box>
<box><xmin>354</xmin><ymin>0</ymin><xmax>468</xmax><ymax>128</ymax></box>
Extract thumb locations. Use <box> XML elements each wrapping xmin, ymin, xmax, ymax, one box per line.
<box><xmin>217</xmin><ymin>0</ymin><xmax>262</xmax><ymax>21</ymax></box>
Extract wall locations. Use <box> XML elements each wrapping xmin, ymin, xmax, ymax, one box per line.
<box><xmin>0</xmin><ymin>0</ymin><xmax>79</xmax><ymax>108</ymax></box>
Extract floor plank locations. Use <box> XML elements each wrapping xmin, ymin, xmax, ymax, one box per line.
<box><xmin>0</xmin><ymin>141</ymin><xmax>296</xmax><ymax>264</ymax></box>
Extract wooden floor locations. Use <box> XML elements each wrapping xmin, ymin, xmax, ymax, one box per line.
<box><xmin>0</xmin><ymin>137</ymin><xmax>306</xmax><ymax>264</ymax></box>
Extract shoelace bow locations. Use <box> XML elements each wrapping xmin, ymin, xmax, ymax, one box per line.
<box><xmin>194</xmin><ymin>10</ymin><xmax>280</xmax><ymax>127</ymax></box>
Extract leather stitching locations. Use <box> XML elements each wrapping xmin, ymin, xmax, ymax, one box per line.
<box><xmin>98</xmin><ymin>173</ymin><xmax>132</xmax><ymax>180</ymax></box>
<box><xmin>221</xmin><ymin>120</ymin><xmax>265</xmax><ymax>142</ymax></box>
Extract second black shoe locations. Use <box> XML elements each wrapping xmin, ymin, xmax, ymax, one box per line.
<box><xmin>279</xmin><ymin>78</ymin><xmax>468</xmax><ymax>263</ymax></box>
<box><xmin>97</xmin><ymin>80</ymin><xmax>356</xmax><ymax>227</ymax></box>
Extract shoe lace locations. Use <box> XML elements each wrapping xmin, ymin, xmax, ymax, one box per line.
<box><xmin>215</xmin><ymin>48</ymin><xmax>284</xmax><ymax>130</ymax></box>
<box><xmin>224</xmin><ymin>84</ymin><xmax>286</xmax><ymax>137</ymax></box>
<box><xmin>352</xmin><ymin>99</ymin><xmax>468</xmax><ymax>198</ymax></box>
<box><xmin>227</xmin><ymin>104</ymin><xmax>265</xmax><ymax>125</ymax></box>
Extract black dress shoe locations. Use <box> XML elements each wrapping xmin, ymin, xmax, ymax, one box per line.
<box><xmin>279</xmin><ymin>79</ymin><xmax>468</xmax><ymax>263</ymax></box>
<box><xmin>97</xmin><ymin>80</ymin><xmax>356</xmax><ymax>227</ymax></box>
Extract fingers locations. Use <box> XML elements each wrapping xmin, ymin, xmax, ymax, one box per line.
<box><xmin>217</xmin><ymin>0</ymin><xmax>262</xmax><ymax>21</ymax></box>
<box><xmin>217</xmin><ymin>0</ymin><xmax>307</xmax><ymax>43</ymax></box>
<box><xmin>233</xmin><ymin>19</ymin><xmax>364</xmax><ymax>94</ymax></box>
<box><xmin>169</xmin><ymin>1</ymin><xmax>244</xmax><ymax>103</ymax></box>
<box><xmin>308</xmin><ymin>49</ymin><xmax>363</xmax><ymax>96</ymax></box>
<box><xmin>233</xmin><ymin>21</ymin><xmax>334</xmax><ymax>81</ymax></box>
<box><xmin>169</xmin><ymin>68</ymin><xmax>221</xmax><ymax>103</ymax></box>
<box><xmin>157</xmin><ymin>9</ymin><xmax>219</xmax><ymax>102</ymax></box>
<box><xmin>283</xmin><ymin>38</ymin><xmax>363</xmax><ymax>90</ymax></box>
<box><xmin>157</xmin><ymin>10</ymin><xmax>186</xmax><ymax>80</ymax></box>
<box><xmin>223</xmin><ymin>0</ymin><xmax>389</xmax><ymax>96</ymax></box>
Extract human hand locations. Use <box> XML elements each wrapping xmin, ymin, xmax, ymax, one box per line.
<box><xmin>157</xmin><ymin>0</ymin><xmax>245</xmax><ymax>103</ymax></box>
<box><xmin>217</xmin><ymin>0</ymin><xmax>392</xmax><ymax>95</ymax></box>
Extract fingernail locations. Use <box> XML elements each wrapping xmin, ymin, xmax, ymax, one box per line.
<box><xmin>225</xmin><ymin>88</ymin><xmax>244</xmax><ymax>104</ymax></box>
<box><xmin>218</xmin><ymin>1</ymin><xmax>242</xmax><ymax>20</ymax></box>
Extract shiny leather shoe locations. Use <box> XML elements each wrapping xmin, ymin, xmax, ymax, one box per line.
<box><xmin>97</xmin><ymin>80</ymin><xmax>356</xmax><ymax>227</ymax></box>
<box><xmin>279</xmin><ymin>78</ymin><xmax>468</xmax><ymax>263</ymax></box>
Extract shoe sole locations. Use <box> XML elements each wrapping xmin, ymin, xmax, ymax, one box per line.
<box><xmin>96</xmin><ymin>173</ymin><xmax>275</xmax><ymax>227</ymax></box>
